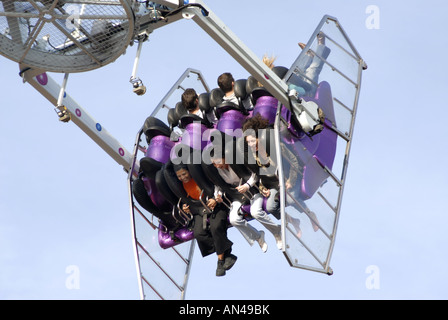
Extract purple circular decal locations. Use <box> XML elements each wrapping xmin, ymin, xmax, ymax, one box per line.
<box><xmin>118</xmin><ymin>148</ymin><xmax>125</xmax><ymax>156</ymax></box>
<box><xmin>36</xmin><ymin>73</ymin><xmax>48</xmax><ymax>85</ymax></box>
<box><xmin>75</xmin><ymin>109</ymin><xmax>81</xmax><ymax>117</ymax></box>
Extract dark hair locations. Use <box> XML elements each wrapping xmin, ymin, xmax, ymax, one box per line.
<box><xmin>217</xmin><ymin>73</ymin><xmax>234</xmax><ymax>93</ymax></box>
<box><xmin>173</xmin><ymin>162</ymin><xmax>188</xmax><ymax>173</ymax></box>
<box><xmin>242</xmin><ymin>113</ymin><xmax>269</xmax><ymax>137</ymax></box>
<box><xmin>181</xmin><ymin>88</ymin><xmax>198</xmax><ymax>111</ymax></box>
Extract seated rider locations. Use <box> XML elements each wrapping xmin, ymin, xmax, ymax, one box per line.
<box><xmin>174</xmin><ymin>163</ymin><xmax>236</xmax><ymax>276</ymax></box>
<box><xmin>181</xmin><ymin>88</ymin><xmax>218</xmax><ymax>125</ymax></box>
<box><xmin>210</xmin><ymin>153</ymin><xmax>270</xmax><ymax>253</ymax></box>
<box><xmin>217</xmin><ymin>72</ymin><xmax>253</xmax><ymax>111</ymax></box>
<box><xmin>242</xmin><ymin>114</ymin><xmax>319</xmax><ymax>237</ymax></box>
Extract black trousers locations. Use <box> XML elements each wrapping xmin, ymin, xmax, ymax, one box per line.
<box><xmin>192</xmin><ymin>204</ymin><xmax>233</xmax><ymax>257</ymax></box>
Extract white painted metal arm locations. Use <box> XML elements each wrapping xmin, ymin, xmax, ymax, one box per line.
<box><xmin>19</xmin><ymin>65</ymin><xmax>133</xmax><ymax>171</ymax></box>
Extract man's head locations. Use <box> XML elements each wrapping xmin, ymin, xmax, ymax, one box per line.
<box><xmin>181</xmin><ymin>88</ymin><xmax>199</xmax><ymax>112</ymax></box>
<box><xmin>217</xmin><ymin>72</ymin><xmax>234</xmax><ymax>94</ymax></box>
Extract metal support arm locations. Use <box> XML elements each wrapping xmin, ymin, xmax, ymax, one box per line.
<box><xmin>19</xmin><ymin>65</ymin><xmax>134</xmax><ymax>172</ymax></box>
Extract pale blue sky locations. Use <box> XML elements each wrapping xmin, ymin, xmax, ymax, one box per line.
<box><xmin>1</xmin><ymin>0</ymin><xmax>447</xmax><ymax>299</ymax></box>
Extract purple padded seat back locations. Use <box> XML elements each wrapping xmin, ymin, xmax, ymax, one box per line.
<box><xmin>142</xmin><ymin>116</ymin><xmax>175</xmax><ymax>167</ymax></box>
<box><xmin>253</xmin><ymin>95</ymin><xmax>278</xmax><ymax>125</ymax></box>
<box><xmin>154</xmin><ymin>166</ymin><xmax>179</xmax><ymax>206</ymax></box>
<box><xmin>142</xmin><ymin>176</ymin><xmax>172</xmax><ymax>212</ymax></box>
<box><xmin>211</xmin><ymin>82</ymin><xmax>249</xmax><ymax>135</ymax></box>
<box><xmin>248</xmin><ymin>66</ymin><xmax>288</xmax><ymax>124</ymax></box>
<box><xmin>133</xmin><ymin>181</ymin><xmax>183</xmax><ymax>245</ymax></box>
<box><xmin>302</xmin><ymin>81</ymin><xmax>336</xmax><ymax>170</ymax></box>
<box><xmin>146</xmin><ymin>135</ymin><xmax>176</xmax><ymax>164</ymax></box>
<box><xmin>296</xmin><ymin>81</ymin><xmax>337</xmax><ymax>200</ymax></box>
<box><xmin>180</xmin><ymin>115</ymin><xmax>212</xmax><ymax>150</ymax></box>
<box><xmin>155</xmin><ymin>162</ymin><xmax>196</xmax><ymax>249</ymax></box>
<box><xmin>300</xmin><ymin>156</ymin><xmax>330</xmax><ymax>200</ymax></box>
<box><xmin>280</xmin><ymin>106</ymin><xmax>305</xmax><ymax>143</ymax></box>
<box><xmin>132</xmin><ymin>174</ymin><xmax>173</xmax><ymax>225</ymax></box>
<box><xmin>216</xmin><ymin>109</ymin><xmax>247</xmax><ymax>137</ymax></box>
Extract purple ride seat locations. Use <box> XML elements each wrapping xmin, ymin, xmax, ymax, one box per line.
<box><xmin>289</xmin><ymin>81</ymin><xmax>337</xmax><ymax>200</ymax></box>
<box><xmin>253</xmin><ymin>95</ymin><xmax>278</xmax><ymax>124</ymax></box>
<box><xmin>157</xmin><ymin>158</ymin><xmax>215</xmax><ymax>249</ymax></box>
<box><xmin>134</xmin><ymin>117</ymin><xmax>183</xmax><ymax>234</ymax></box>
<box><xmin>177</xmin><ymin>91</ymin><xmax>217</xmax><ymax>151</ymax></box>
<box><xmin>246</xmin><ymin>80</ymin><xmax>337</xmax><ymax>201</ymax></box>
<box><xmin>210</xmin><ymin>86</ymin><xmax>249</xmax><ymax>138</ymax></box>
<box><xmin>141</xmin><ymin>176</ymin><xmax>172</xmax><ymax>212</ymax></box>
<box><xmin>156</xmin><ymin>112</ymin><xmax>217</xmax><ymax>249</ymax></box>
<box><xmin>158</xmin><ymin>226</ymin><xmax>195</xmax><ymax>249</ymax></box>
<box><xmin>154</xmin><ymin>163</ymin><xmax>195</xmax><ymax>249</ymax></box>
<box><xmin>179</xmin><ymin>114</ymin><xmax>213</xmax><ymax>151</ymax></box>
<box><xmin>157</xmin><ymin>93</ymin><xmax>219</xmax><ymax>249</ymax></box>
<box><xmin>216</xmin><ymin>109</ymin><xmax>247</xmax><ymax>137</ymax></box>
<box><xmin>142</xmin><ymin>116</ymin><xmax>176</xmax><ymax>167</ymax></box>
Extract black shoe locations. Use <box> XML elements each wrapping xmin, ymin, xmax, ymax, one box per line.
<box><xmin>223</xmin><ymin>253</ymin><xmax>237</xmax><ymax>270</ymax></box>
<box><xmin>216</xmin><ymin>260</ymin><xmax>226</xmax><ymax>277</ymax></box>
